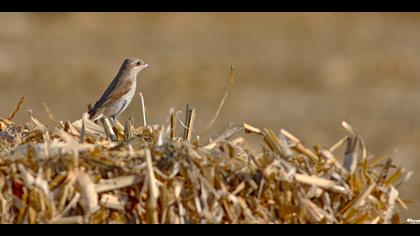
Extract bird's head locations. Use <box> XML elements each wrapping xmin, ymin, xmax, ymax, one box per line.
<box><xmin>121</xmin><ymin>57</ymin><xmax>149</xmax><ymax>76</ymax></box>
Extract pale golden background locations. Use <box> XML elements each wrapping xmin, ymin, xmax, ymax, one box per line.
<box><xmin>0</xmin><ymin>13</ymin><xmax>419</xmax><ymax>220</ymax></box>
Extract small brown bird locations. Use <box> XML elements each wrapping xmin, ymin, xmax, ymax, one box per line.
<box><xmin>88</xmin><ymin>57</ymin><xmax>149</xmax><ymax>122</ymax></box>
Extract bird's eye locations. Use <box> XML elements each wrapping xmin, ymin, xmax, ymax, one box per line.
<box><xmin>136</xmin><ymin>61</ymin><xmax>141</xmax><ymax>66</ymax></box>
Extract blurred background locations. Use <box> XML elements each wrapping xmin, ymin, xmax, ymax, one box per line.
<box><xmin>0</xmin><ymin>13</ymin><xmax>419</xmax><ymax>220</ymax></box>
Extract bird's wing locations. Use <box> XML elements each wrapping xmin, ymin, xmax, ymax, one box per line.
<box><xmin>88</xmin><ymin>78</ymin><xmax>134</xmax><ymax>120</ymax></box>
<box><xmin>92</xmin><ymin>78</ymin><xmax>133</xmax><ymax>109</ymax></box>
<box><xmin>105</xmin><ymin>79</ymin><xmax>133</xmax><ymax>102</ymax></box>
<box><xmin>91</xmin><ymin>77</ymin><xmax>119</xmax><ymax>111</ymax></box>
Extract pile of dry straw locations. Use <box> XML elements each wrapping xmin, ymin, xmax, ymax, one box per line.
<box><xmin>0</xmin><ymin>93</ymin><xmax>413</xmax><ymax>224</ymax></box>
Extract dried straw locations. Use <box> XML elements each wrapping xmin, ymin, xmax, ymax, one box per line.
<box><xmin>0</xmin><ymin>98</ymin><xmax>413</xmax><ymax>224</ymax></box>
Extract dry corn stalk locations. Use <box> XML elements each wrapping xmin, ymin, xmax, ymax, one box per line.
<box><xmin>0</xmin><ymin>104</ymin><xmax>413</xmax><ymax>224</ymax></box>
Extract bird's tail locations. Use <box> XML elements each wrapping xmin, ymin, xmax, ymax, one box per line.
<box><xmin>88</xmin><ymin>107</ymin><xmax>96</xmax><ymax>119</ymax></box>
<box><xmin>88</xmin><ymin>106</ymin><xmax>104</xmax><ymax>121</ymax></box>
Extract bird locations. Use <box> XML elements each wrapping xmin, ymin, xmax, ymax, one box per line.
<box><xmin>88</xmin><ymin>57</ymin><xmax>149</xmax><ymax>123</ymax></box>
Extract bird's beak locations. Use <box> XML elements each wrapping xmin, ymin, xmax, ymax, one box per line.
<box><xmin>144</xmin><ymin>64</ymin><xmax>150</xmax><ymax>68</ymax></box>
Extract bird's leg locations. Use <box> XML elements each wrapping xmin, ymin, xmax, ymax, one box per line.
<box><xmin>110</xmin><ymin>117</ymin><xmax>117</xmax><ymax>128</ymax></box>
<box><xmin>101</xmin><ymin>117</ymin><xmax>117</xmax><ymax>141</ymax></box>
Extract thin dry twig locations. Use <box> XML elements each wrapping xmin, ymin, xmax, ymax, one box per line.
<box><xmin>140</xmin><ymin>92</ymin><xmax>147</xmax><ymax>127</ymax></box>
<box><xmin>199</xmin><ymin>66</ymin><xmax>235</xmax><ymax>138</ymax></box>
<box><xmin>42</xmin><ymin>102</ymin><xmax>63</xmax><ymax>128</ymax></box>
<box><xmin>8</xmin><ymin>96</ymin><xmax>26</xmax><ymax>121</ymax></box>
